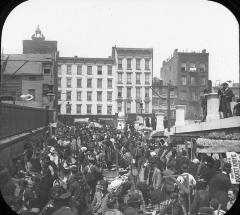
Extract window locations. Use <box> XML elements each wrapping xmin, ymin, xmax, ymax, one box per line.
<box><xmin>87</xmin><ymin>79</ymin><xmax>92</xmax><ymax>88</ymax></box>
<box><xmin>57</xmin><ymin>105</ymin><xmax>61</xmax><ymax>113</ymax></box>
<box><xmin>136</xmin><ymin>59</ymin><xmax>141</xmax><ymax>70</ymax></box>
<box><xmin>181</xmin><ymin>76</ymin><xmax>187</xmax><ymax>85</ymax></box>
<box><xmin>145</xmin><ymin>73</ymin><xmax>150</xmax><ymax>84</ymax></box>
<box><xmin>117</xmin><ymin>102</ymin><xmax>122</xmax><ymax>112</ymax></box>
<box><xmin>145</xmin><ymin>88</ymin><xmax>150</xmax><ymax>97</ymax></box>
<box><xmin>107</xmin><ymin>79</ymin><xmax>113</xmax><ymax>88</ymax></box>
<box><xmin>97</xmin><ymin>79</ymin><xmax>102</xmax><ymax>88</ymax></box>
<box><xmin>87</xmin><ymin>91</ymin><xmax>92</xmax><ymax>101</ymax></box>
<box><xmin>97</xmin><ymin>91</ymin><xmax>102</xmax><ymax>101</ymax></box>
<box><xmin>76</xmin><ymin>104</ymin><xmax>81</xmax><ymax>114</ymax></box>
<box><xmin>145</xmin><ymin>59</ymin><xmax>150</xmax><ymax>70</ymax></box>
<box><xmin>200</xmin><ymin>77</ymin><xmax>206</xmax><ymax>85</ymax></box>
<box><xmin>126</xmin><ymin>102</ymin><xmax>131</xmax><ymax>113</ymax></box>
<box><xmin>58</xmin><ymin>91</ymin><xmax>61</xmax><ymax>100</ymax></box>
<box><xmin>107</xmin><ymin>91</ymin><xmax>112</xmax><ymax>101</ymax></box>
<box><xmin>97</xmin><ymin>65</ymin><xmax>102</xmax><ymax>75</ymax></box>
<box><xmin>127</xmin><ymin>87</ymin><xmax>131</xmax><ymax>98</ymax></box>
<box><xmin>44</xmin><ymin>68</ymin><xmax>51</xmax><ymax>74</ymax></box>
<box><xmin>97</xmin><ymin>105</ymin><xmax>102</xmax><ymax>114</ymax></box>
<box><xmin>77</xmin><ymin>78</ymin><xmax>82</xmax><ymax>88</ymax></box>
<box><xmin>87</xmin><ymin>65</ymin><xmax>92</xmax><ymax>75</ymax></box>
<box><xmin>145</xmin><ymin>102</ymin><xmax>149</xmax><ymax>113</ymax></box>
<box><xmin>108</xmin><ymin>65</ymin><xmax>112</xmax><ymax>75</ymax></box>
<box><xmin>66</xmin><ymin>91</ymin><xmax>71</xmax><ymax>100</ymax></box>
<box><xmin>127</xmin><ymin>58</ymin><xmax>132</xmax><ymax>70</ymax></box>
<box><xmin>58</xmin><ymin>65</ymin><xmax>61</xmax><ymax>75</ymax></box>
<box><xmin>200</xmin><ymin>64</ymin><xmax>206</xmax><ymax>72</ymax></box>
<box><xmin>179</xmin><ymin>91</ymin><xmax>187</xmax><ymax>100</ymax></box>
<box><xmin>67</xmin><ymin>65</ymin><xmax>72</xmax><ymax>74</ymax></box>
<box><xmin>190</xmin><ymin>76</ymin><xmax>196</xmax><ymax>85</ymax></box>
<box><xmin>181</xmin><ymin>63</ymin><xmax>186</xmax><ymax>72</ymax></box>
<box><xmin>118</xmin><ymin>87</ymin><xmax>122</xmax><ymax>98</ymax></box>
<box><xmin>87</xmin><ymin>105</ymin><xmax>92</xmax><ymax>114</ymax></box>
<box><xmin>77</xmin><ymin>65</ymin><xmax>82</xmax><ymax>75</ymax></box>
<box><xmin>189</xmin><ymin>63</ymin><xmax>196</xmax><ymax>72</ymax></box>
<box><xmin>77</xmin><ymin>91</ymin><xmax>81</xmax><ymax>101</ymax></box>
<box><xmin>127</xmin><ymin>73</ymin><xmax>131</xmax><ymax>84</ymax></box>
<box><xmin>191</xmin><ymin>91</ymin><xmax>197</xmax><ymax>101</ymax></box>
<box><xmin>42</xmin><ymin>84</ymin><xmax>49</xmax><ymax>96</ymax></box>
<box><xmin>136</xmin><ymin>88</ymin><xmax>141</xmax><ymax>98</ymax></box>
<box><xmin>136</xmin><ymin>73</ymin><xmax>141</xmax><ymax>84</ymax></box>
<box><xmin>66</xmin><ymin>103</ymin><xmax>71</xmax><ymax>114</ymax></box>
<box><xmin>28</xmin><ymin>89</ymin><xmax>35</xmax><ymax>101</ymax></box>
<box><xmin>118</xmin><ymin>73</ymin><xmax>122</xmax><ymax>83</ymax></box>
<box><xmin>118</xmin><ymin>58</ymin><xmax>122</xmax><ymax>70</ymax></box>
<box><xmin>67</xmin><ymin>78</ymin><xmax>71</xmax><ymax>88</ymax></box>
<box><xmin>58</xmin><ymin>77</ymin><xmax>61</xmax><ymax>87</ymax></box>
<box><xmin>107</xmin><ymin>105</ymin><xmax>112</xmax><ymax>115</ymax></box>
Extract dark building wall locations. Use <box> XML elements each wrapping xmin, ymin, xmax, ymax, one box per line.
<box><xmin>22</xmin><ymin>39</ymin><xmax>57</xmax><ymax>54</ymax></box>
<box><xmin>160</xmin><ymin>50</ymin><xmax>209</xmax><ymax>120</ymax></box>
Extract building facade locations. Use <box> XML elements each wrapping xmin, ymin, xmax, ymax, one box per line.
<box><xmin>57</xmin><ymin>57</ymin><xmax>116</xmax><ymax>118</ymax></box>
<box><xmin>112</xmin><ymin>47</ymin><xmax>153</xmax><ymax>118</ymax></box>
<box><xmin>152</xmin><ymin>77</ymin><xmax>176</xmax><ymax>126</ymax></box>
<box><xmin>160</xmin><ymin>49</ymin><xmax>209</xmax><ymax>120</ymax></box>
<box><xmin>0</xmin><ymin>27</ymin><xmax>58</xmax><ymax>110</ymax></box>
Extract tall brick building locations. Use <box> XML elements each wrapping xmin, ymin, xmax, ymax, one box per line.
<box><xmin>160</xmin><ymin>49</ymin><xmax>209</xmax><ymax>120</ymax></box>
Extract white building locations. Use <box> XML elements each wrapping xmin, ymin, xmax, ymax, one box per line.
<box><xmin>57</xmin><ymin>57</ymin><xmax>116</xmax><ymax>117</ymax></box>
<box><xmin>57</xmin><ymin>47</ymin><xmax>153</xmax><ymax>122</ymax></box>
<box><xmin>112</xmin><ymin>47</ymin><xmax>153</xmax><ymax>116</ymax></box>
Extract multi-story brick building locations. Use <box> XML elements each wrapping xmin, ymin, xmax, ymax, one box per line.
<box><xmin>160</xmin><ymin>49</ymin><xmax>209</xmax><ymax>120</ymax></box>
<box><xmin>0</xmin><ymin>26</ymin><xmax>58</xmax><ymax>110</ymax></box>
<box><xmin>57</xmin><ymin>56</ymin><xmax>116</xmax><ymax>120</ymax></box>
<box><xmin>112</xmin><ymin>46</ymin><xmax>153</xmax><ymax>120</ymax></box>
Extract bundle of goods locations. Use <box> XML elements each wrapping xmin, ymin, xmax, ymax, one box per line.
<box><xmin>107</xmin><ymin>173</ymin><xmax>129</xmax><ymax>193</ymax></box>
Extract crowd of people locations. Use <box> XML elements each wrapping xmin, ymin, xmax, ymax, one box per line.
<box><xmin>0</xmin><ymin>121</ymin><xmax>238</xmax><ymax>215</ymax></box>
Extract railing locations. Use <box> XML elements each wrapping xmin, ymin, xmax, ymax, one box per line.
<box><xmin>0</xmin><ymin>102</ymin><xmax>53</xmax><ymax>139</ymax></box>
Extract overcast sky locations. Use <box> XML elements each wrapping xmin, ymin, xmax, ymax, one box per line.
<box><xmin>2</xmin><ymin>0</ymin><xmax>239</xmax><ymax>85</ymax></box>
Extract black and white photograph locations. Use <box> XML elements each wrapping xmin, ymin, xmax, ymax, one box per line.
<box><xmin>0</xmin><ymin>0</ymin><xmax>239</xmax><ymax>214</ymax></box>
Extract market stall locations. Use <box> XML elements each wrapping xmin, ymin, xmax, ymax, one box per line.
<box><xmin>196</xmin><ymin>132</ymin><xmax>240</xmax><ymax>185</ymax></box>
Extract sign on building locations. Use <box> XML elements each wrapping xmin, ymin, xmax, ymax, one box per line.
<box><xmin>226</xmin><ymin>152</ymin><xmax>240</xmax><ymax>184</ymax></box>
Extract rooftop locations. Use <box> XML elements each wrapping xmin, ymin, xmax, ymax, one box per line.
<box><xmin>114</xmin><ymin>47</ymin><xmax>153</xmax><ymax>57</ymax></box>
<box><xmin>2</xmin><ymin>54</ymin><xmax>52</xmax><ymax>75</ymax></box>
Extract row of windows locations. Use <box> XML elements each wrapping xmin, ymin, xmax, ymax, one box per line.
<box><xmin>58</xmin><ymin>65</ymin><xmax>113</xmax><ymax>76</ymax></box>
<box><xmin>117</xmin><ymin>101</ymin><xmax>150</xmax><ymax>113</ymax></box>
<box><xmin>62</xmin><ymin>104</ymin><xmax>113</xmax><ymax>115</ymax></box>
<box><xmin>180</xmin><ymin>76</ymin><xmax>206</xmax><ymax>86</ymax></box>
<box><xmin>117</xmin><ymin>87</ymin><xmax>150</xmax><ymax>98</ymax></box>
<box><xmin>58</xmin><ymin>78</ymin><xmax>113</xmax><ymax>88</ymax></box>
<box><xmin>117</xmin><ymin>73</ymin><xmax>150</xmax><ymax>84</ymax></box>
<box><xmin>59</xmin><ymin>91</ymin><xmax>114</xmax><ymax>101</ymax></box>
<box><xmin>117</xmin><ymin>58</ymin><xmax>150</xmax><ymax>70</ymax></box>
<box><xmin>180</xmin><ymin>63</ymin><xmax>206</xmax><ymax>72</ymax></box>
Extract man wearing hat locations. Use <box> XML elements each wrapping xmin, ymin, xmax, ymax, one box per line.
<box><xmin>91</xmin><ymin>179</ymin><xmax>109</xmax><ymax>215</ymax></box>
<box><xmin>51</xmin><ymin>192</ymin><xmax>78</xmax><ymax>215</ymax></box>
<box><xmin>209</xmin><ymin>162</ymin><xmax>232</xmax><ymax>211</ymax></box>
<box><xmin>218</xmin><ymin>82</ymin><xmax>234</xmax><ymax>118</ymax></box>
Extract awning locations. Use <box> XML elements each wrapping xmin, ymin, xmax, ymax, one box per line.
<box><xmin>150</xmin><ymin>130</ymin><xmax>165</xmax><ymax>138</ymax></box>
<box><xmin>196</xmin><ymin>138</ymin><xmax>240</xmax><ymax>153</ymax></box>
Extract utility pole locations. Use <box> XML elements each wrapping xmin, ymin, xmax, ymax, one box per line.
<box><xmin>167</xmin><ymin>82</ymin><xmax>171</xmax><ymax>132</ymax></box>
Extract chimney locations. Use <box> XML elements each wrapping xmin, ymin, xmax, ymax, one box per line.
<box><xmin>202</xmin><ymin>49</ymin><xmax>206</xmax><ymax>53</ymax></box>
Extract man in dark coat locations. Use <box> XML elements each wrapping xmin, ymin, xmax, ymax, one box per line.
<box><xmin>218</xmin><ymin>82</ymin><xmax>234</xmax><ymax>118</ymax></box>
<box><xmin>209</xmin><ymin>162</ymin><xmax>232</xmax><ymax>211</ymax></box>
<box><xmin>233</xmin><ymin>98</ymin><xmax>240</xmax><ymax>116</ymax></box>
